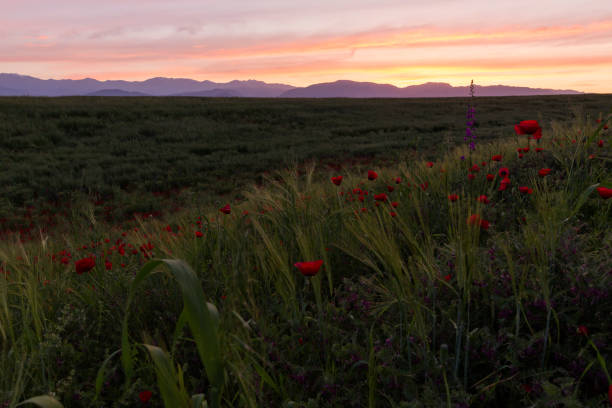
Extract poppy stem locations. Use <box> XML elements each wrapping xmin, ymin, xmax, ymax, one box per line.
<box><xmin>540</xmin><ymin>305</ymin><xmax>552</xmax><ymax>369</ymax></box>
<box><xmin>453</xmin><ymin>302</ymin><xmax>463</xmax><ymax>382</ymax></box>
<box><xmin>463</xmin><ymin>299</ymin><xmax>471</xmax><ymax>390</ymax></box>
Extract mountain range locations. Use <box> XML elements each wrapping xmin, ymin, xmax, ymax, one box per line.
<box><xmin>0</xmin><ymin>74</ymin><xmax>583</xmax><ymax>98</ymax></box>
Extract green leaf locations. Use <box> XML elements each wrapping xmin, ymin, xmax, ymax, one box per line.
<box><xmin>94</xmin><ymin>349</ymin><xmax>121</xmax><ymax>400</ymax></box>
<box><xmin>16</xmin><ymin>395</ymin><xmax>64</xmax><ymax>408</ymax></box>
<box><xmin>143</xmin><ymin>344</ymin><xmax>191</xmax><ymax>408</ymax></box>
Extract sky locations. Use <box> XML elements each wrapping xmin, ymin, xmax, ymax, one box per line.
<box><xmin>2</xmin><ymin>0</ymin><xmax>612</xmax><ymax>92</ymax></box>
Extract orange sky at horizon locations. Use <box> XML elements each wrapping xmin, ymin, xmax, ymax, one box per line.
<box><xmin>3</xmin><ymin>0</ymin><xmax>612</xmax><ymax>92</ymax></box>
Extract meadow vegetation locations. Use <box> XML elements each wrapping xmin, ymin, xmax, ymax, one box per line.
<box><xmin>0</xmin><ymin>96</ymin><xmax>610</xmax><ymax>407</ymax></box>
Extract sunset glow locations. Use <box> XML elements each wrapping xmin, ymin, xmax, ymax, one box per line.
<box><xmin>3</xmin><ymin>0</ymin><xmax>612</xmax><ymax>92</ymax></box>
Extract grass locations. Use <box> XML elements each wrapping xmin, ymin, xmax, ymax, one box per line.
<box><xmin>0</xmin><ymin>98</ymin><xmax>611</xmax><ymax>407</ymax></box>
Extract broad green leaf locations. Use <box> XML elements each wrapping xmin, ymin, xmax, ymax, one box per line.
<box><xmin>16</xmin><ymin>395</ymin><xmax>64</xmax><ymax>408</ymax></box>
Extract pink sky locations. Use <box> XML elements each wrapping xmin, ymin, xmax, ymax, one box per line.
<box><xmin>3</xmin><ymin>0</ymin><xmax>612</xmax><ymax>92</ymax></box>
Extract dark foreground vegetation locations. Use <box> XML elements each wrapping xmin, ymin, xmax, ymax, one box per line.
<box><xmin>0</xmin><ymin>96</ymin><xmax>610</xmax><ymax>407</ymax></box>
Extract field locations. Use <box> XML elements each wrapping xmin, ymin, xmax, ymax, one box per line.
<box><xmin>0</xmin><ymin>95</ymin><xmax>611</xmax><ymax>407</ymax></box>
<box><xmin>1</xmin><ymin>95</ymin><xmax>611</xmax><ymax>236</ymax></box>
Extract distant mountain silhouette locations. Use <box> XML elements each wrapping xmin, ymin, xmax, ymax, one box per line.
<box><xmin>0</xmin><ymin>74</ymin><xmax>582</xmax><ymax>97</ymax></box>
<box><xmin>280</xmin><ymin>80</ymin><xmax>582</xmax><ymax>98</ymax></box>
<box><xmin>0</xmin><ymin>74</ymin><xmax>294</xmax><ymax>97</ymax></box>
<box><xmin>86</xmin><ymin>89</ymin><xmax>150</xmax><ymax>96</ymax></box>
<box><xmin>171</xmin><ymin>88</ymin><xmax>242</xmax><ymax>97</ymax></box>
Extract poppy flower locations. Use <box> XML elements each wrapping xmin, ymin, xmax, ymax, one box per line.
<box><xmin>535</xmin><ymin>147</ymin><xmax>543</xmax><ymax>153</ymax></box>
<box><xmin>391</xmin><ymin>201</ymin><xmax>399</xmax><ymax>208</ymax></box>
<box><xmin>492</xmin><ymin>155</ymin><xmax>502</xmax><ymax>162</ymax></box>
<box><xmin>481</xmin><ymin>161</ymin><xmax>487</xmax><ymax>167</ymax></box>
<box><xmin>519</xmin><ymin>186</ymin><xmax>533</xmax><ymax>195</ymax></box>
<box><xmin>518</xmin><ymin>153</ymin><xmax>524</xmax><ymax>159</ymax></box>
<box><xmin>294</xmin><ymin>260</ymin><xmax>323</xmax><ymax>277</ymax></box>
<box><xmin>387</xmin><ymin>185</ymin><xmax>394</xmax><ymax>192</ymax></box>
<box><xmin>139</xmin><ymin>390</ymin><xmax>153</xmax><ymax>403</ymax></box>
<box><xmin>367</xmin><ymin>170</ymin><xmax>378</xmax><ymax>180</ymax></box>
<box><xmin>353</xmin><ymin>188</ymin><xmax>362</xmax><ymax>195</ymax></box>
<box><xmin>105</xmin><ymin>260</ymin><xmax>112</xmax><ymax>271</ymax></box>
<box><xmin>577</xmin><ymin>325</ymin><xmax>588</xmax><ymax>336</ymax></box>
<box><xmin>605</xmin><ymin>125</ymin><xmax>609</xmax><ymax>130</ymax></box>
<box><xmin>486</xmin><ymin>174</ymin><xmax>495</xmax><ymax>181</ymax></box>
<box><xmin>374</xmin><ymin>193</ymin><xmax>388</xmax><ymax>202</ymax></box>
<box><xmin>361</xmin><ymin>207</ymin><xmax>367</xmax><ymax>213</ymax></box>
<box><xmin>499</xmin><ymin>167</ymin><xmax>510</xmax><ymax>178</ymax></box>
<box><xmin>538</xmin><ymin>168</ymin><xmax>551</xmax><ymax>177</ymax></box>
<box><xmin>426</xmin><ymin>161</ymin><xmax>434</xmax><ymax>168</ymax></box>
<box><xmin>390</xmin><ymin>211</ymin><xmax>397</xmax><ymax>217</ymax></box>
<box><xmin>515</xmin><ymin>120</ymin><xmax>542</xmax><ymax>139</ymax></box>
<box><xmin>420</xmin><ymin>182</ymin><xmax>429</xmax><ymax>191</ymax></box>
<box><xmin>468</xmin><ymin>173</ymin><xmax>475</xmax><ymax>181</ymax></box>
<box><xmin>219</xmin><ymin>204</ymin><xmax>231</xmax><ymax>214</ymax></box>
<box><xmin>444</xmin><ymin>274</ymin><xmax>451</xmax><ymax>282</ymax></box>
<box><xmin>470</xmin><ymin>164</ymin><xmax>480</xmax><ymax>173</ymax></box>
<box><xmin>598</xmin><ymin>139</ymin><xmax>604</xmax><ymax>147</ymax></box>
<box><xmin>448</xmin><ymin>194</ymin><xmax>459</xmax><ymax>202</ymax></box>
<box><xmin>597</xmin><ymin>187</ymin><xmax>612</xmax><ymax>199</ymax></box>
<box><xmin>523</xmin><ymin>147</ymin><xmax>530</xmax><ymax>153</ymax></box>
<box><xmin>467</xmin><ymin>214</ymin><xmax>489</xmax><ymax>230</ymax></box>
<box><xmin>395</xmin><ymin>177</ymin><xmax>402</xmax><ymax>184</ymax></box>
<box><xmin>499</xmin><ymin>177</ymin><xmax>511</xmax><ymax>191</ymax></box>
<box><xmin>195</xmin><ymin>231</ymin><xmax>204</xmax><ymax>238</ymax></box>
<box><xmin>61</xmin><ymin>256</ymin><xmax>70</xmax><ymax>265</ymax></box>
<box><xmin>476</xmin><ymin>195</ymin><xmax>490</xmax><ymax>204</ymax></box>
<box><xmin>75</xmin><ymin>257</ymin><xmax>95</xmax><ymax>275</ymax></box>
<box><xmin>331</xmin><ymin>176</ymin><xmax>343</xmax><ymax>186</ymax></box>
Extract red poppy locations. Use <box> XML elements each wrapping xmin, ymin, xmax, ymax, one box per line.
<box><xmin>608</xmin><ymin>384</ymin><xmax>612</xmax><ymax>406</ymax></box>
<box><xmin>420</xmin><ymin>182</ymin><xmax>429</xmax><ymax>191</ymax></box>
<box><xmin>105</xmin><ymin>260</ymin><xmax>112</xmax><ymax>271</ymax></box>
<box><xmin>358</xmin><ymin>195</ymin><xmax>365</xmax><ymax>202</ymax></box>
<box><xmin>353</xmin><ymin>188</ymin><xmax>362</xmax><ymax>195</ymax></box>
<box><xmin>499</xmin><ymin>167</ymin><xmax>510</xmax><ymax>178</ymax></box>
<box><xmin>444</xmin><ymin>274</ymin><xmax>451</xmax><ymax>282</ymax></box>
<box><xmin>519</xmin><ymin>186</ymin><xmax>533</xmax><ymax>195</ymax></box>
<box><xmin>499</xmin><ymin>177</ymin><xmax>511</xmax><ymax>191</ymax></box>
<box><xmin>538</xmin><ymin>168</ymin><xmax>551</xmax><ymax>177</ymax></box>
<box><xmin>195</xmin><ymin>231</ymin><xmax>204</xmax><ymax>238</ymax></box>
<box><xmin>426</xmin><ymin>161</ymin><xmax>434</xmax><ymax>168</ymax></box>
<box><xmin>515</xmin><ymin>120</ymin><xmax>542</xmax><ymax>139</ymax></box>
<box><xmin>577</xmin><ymin>325</ymin><xmax>588</xmax><ymax>336</ymax></box>
<box><xmin>470</xmin><ymin>164</ymin><xmax>480</xmax><ymax>173</ymax></box>
<box><xmin>448</xmin><ymin>194</ymin><xmax>459</xmax><ymax>202</ymax></box>
<box><xmin>481</xmin><ymin>161</ymin><xmax>487</xmax><ymax>167</ymax></box>
<box><xmin>492</xmin><ymin>155</ymin><xmax>502</xmax><ymax>162</ymax></box>
<box><xmin>361</xmin><ymin>207</ymin><xmax>367</xmax><ymax>213</ymax></box>
<box><xmin>523</xmin><ymin>147</ymin><xmax>530</xmax><ymax>153</ymax></box>
<box><xmin>476</xmin><ymin>195</ymin><xmax>490</xmax><ymax>204</ymax></box>
<box><xmin>598</xmin><ymin>139</ymin><xmax>604</xmax><ymax>147</ymax></box>
<box><xmin>597</xmin><ymin>119</ymin><xmax>602</xmax><ymax>123</ymax></box>
<box><xmin>486</xmin><ymin>174</ymin><xmax>495</xmax><ymax>181</ymax></box>
<box><xmin>219</xmin><ymin>204</ymin><xmax>231</xmax><ymax>214</ymax></box>
<box><xmin>597</xmin><ymin>187</ymin><xmax>612</xmax><ymax>199</ymax></box>
<box><xmin>374</xmin><ymin>193</ymin><xmax>388</xmax><ymax>202</ymax></box>
<box><xmin>331</xmin><ymin>176</ymin><xmax>343</xmax><ymax>186</ymax></box>
<box><xmin>367</xmin><ymin>170</ymin><xmax>378</xmax><ymax>180</ymax></box>
<box><xmin>605</xmin><ymin>125</ymin><xmax>609</xmax><ymax>130</ymax></box>
<box><xmin>139</xmin><ymin>390</ymin><xmax>153</xmax><ymax>403</ymax></box>
<box><xmin>467</xmin><ymin>214</ymin><xmax>489</xmax><ymax>230</ymax></box>
<box><xmin>394</xmin><ymin>177</ymin><xmax>402</xmax><ymax>184</ymax></box>
<box><xmin>75</xmin><ymin>257</ymin><xmax>95</xmax><ymax>275</ymax></box>
<box><xmin>387</xmin><ymin>185</ymin><xmax>394</xmax><ymax>192</ymax></box>
<box><xmin>518</xmin><ymin>153</ymin><xmax>524</xmax><ymax>159</ymax></box>
<box><xmin>468</xmin><ymin>173</ymin><xmax>475</xmax><ymax>181</ymax></box>
<box><xmin>61</xmin><ymin>256</ymin><xmax>70</xmax><ymax>265</ymax></box>
<box><xmin>390</xmin><ymin>211</ymin><xmax>397</xmax><ymax>217</ymax></box>
<box><xmin>535</xmin><ymin>147</ymin><xmax>543</xmax><ymax>153</ymax></box>
<box><xmin>294</xmin><ymin>260</ymin><xmax>323</xmax><ymax>277</ymax></box>
<box><xmin>391</xmin><ymin>201</ymin><xmax>399</xmax><ymax>208</ymax></box>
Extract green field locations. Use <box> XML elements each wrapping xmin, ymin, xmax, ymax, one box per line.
<box><xmin>1</xmin><ymin>95</ymin><xmax>610</xmax><ymax>205</ymax></box>
<box><xmin>0</xmin><ymin>96</ymin><xmax>611</xmax><ymax>407</ymax></box>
